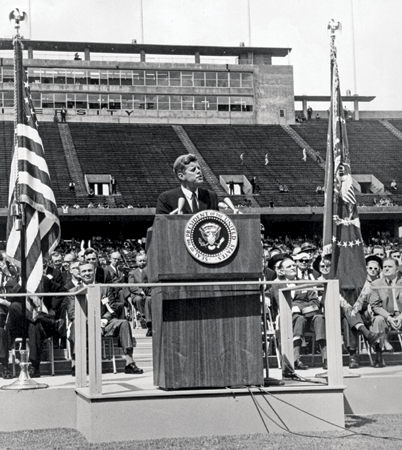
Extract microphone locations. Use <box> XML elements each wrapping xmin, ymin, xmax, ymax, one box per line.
<box><xmin>169</xmin><ymin>197</ymin><xmax>186</xmax><ymax>215</ymax></box>
<box><xmin>223</xmin><ymin>197</ymin><xmax>242</xmax><ymax>214</ymax></box>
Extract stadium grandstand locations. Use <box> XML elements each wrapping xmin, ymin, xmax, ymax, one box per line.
<box><xmin>1</xmin><ymin>39</ymin><xmax>402</xmax><ymax>241</ymax></box>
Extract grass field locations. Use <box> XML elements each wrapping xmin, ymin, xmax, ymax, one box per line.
<box><xmin>0</xmin><ymin>414</ymin><xmax>401</xmax><ymax>449</ymax></box>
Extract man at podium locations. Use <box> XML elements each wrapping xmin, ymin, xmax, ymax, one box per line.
<box><xmin>155</xmin><ymin>154</ymin><xmax>219</xmax><ymax>214</ymax></box>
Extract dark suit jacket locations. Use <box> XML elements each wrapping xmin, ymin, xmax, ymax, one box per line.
<box><xmin>45</xmin><ymin>266</ymin><xmax>64</xmax><ymax>287</ymax></box>
<box><xmin>155</xmin><ymin>187</ymin><xmax>219</xmax><ymax>214</ymax></box>
<box><xmin>95</xmin><ymin>266</ymin><xmax>114</xmax><ymax>284</ymax></box>
<box><xmin>104</xmin><ymin>265</ymin><xmax>125</xmax><ymax>283</ymax></box>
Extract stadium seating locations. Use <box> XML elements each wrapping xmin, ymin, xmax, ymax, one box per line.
<box><xmin>1</xmin><ymin>120</ymin><xmax>402</xmax><ymax>209</ymax></box>
<box><xmin>183</xmin><ymin>124</ymin><xmax>325</xmax><ymax>207</ymax></box>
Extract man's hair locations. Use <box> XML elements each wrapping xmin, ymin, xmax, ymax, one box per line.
<box><xmin>173</xmin><ymin>154</ymin><xmax>198</xmax><ymax>178</ymax></box>
<box><xmin>51</xmin><ymin>251</ymin><xmax>62</xmax><ymax>259</ymax></box>
<box><xmin>135</xmin><ymin>252</ymin><xmax>147</xmax><ymax>261</ymax></box>
<box><xmin>278</xmin><ymin>255</ymin><xmax>294</xmax><ymax>270</ymax></box>
<box><xmin>79</xmin><ymin>261</ymin><xmax>95</xmax><ymax>271</ymax></box>
<box><xmin>372</xmin><ymin>244</ymin><xmax>385</xmax><ymax>253</ymax></box>
<box><xmin>84</xmin><ymin>248</ymin><xmax>98</xmax><ymax>257</ymax></box>
<box><xmin>382</xmin><ymin>257</ymin><xmax>398</xmax><ymax>268</ymax></box>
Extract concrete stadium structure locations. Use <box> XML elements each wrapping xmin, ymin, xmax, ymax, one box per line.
<box><xmin>0</xmin><ymin>39</ymin><xmax>402</xmax><ymax>240</ymax></box>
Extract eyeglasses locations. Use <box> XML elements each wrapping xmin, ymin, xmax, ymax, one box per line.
<box><xmin>319</xmin><ymin>264</ymin><xmax>331</xmax><ymax>269</ymax></box>
<box><xmin>367</xmin><ymin>266</ymin><xmax>380</xmax><ymax>271</ymax></box>
<box><xmin>299</xmin><ymin>259</ymin><xmax>310</xmax><ymax>263</ymax></box>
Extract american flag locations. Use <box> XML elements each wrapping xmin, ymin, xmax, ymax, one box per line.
<box><xmin>322</xmin><ymin>35</ymin><xmax>366</xmax><ymax>303</ymax></box>
<box><xmin>6</xmin><ymin>37</ymin><xmax>60</xmax><ymax>320</ymax></box>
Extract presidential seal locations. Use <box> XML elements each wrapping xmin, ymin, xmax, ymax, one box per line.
<box><xmin>184</xmin><ymin>210</ymin><xmax>238</xmax><ymax>264</ymax></box>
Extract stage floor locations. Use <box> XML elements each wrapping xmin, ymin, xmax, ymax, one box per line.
<box><xmin>1</xmin><ymin>328</ymin><xmax>401</xmax><ymax>441</ymax></box>
<box><xmin>6</xmin><ymin>327</ymin><xmax>400</xmax><ymax>396</ymax></box>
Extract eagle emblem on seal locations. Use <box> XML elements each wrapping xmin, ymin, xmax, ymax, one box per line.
<box><xmin>199</xmin><ymin>223</ymin><xmax>224</xmax><ymax>250</ymax></box>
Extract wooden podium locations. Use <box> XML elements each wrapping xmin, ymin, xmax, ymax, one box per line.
<box><xmin>147</xmin><ymin>213</ymin><xmax>264</xmax><ymax>389</ymax></box>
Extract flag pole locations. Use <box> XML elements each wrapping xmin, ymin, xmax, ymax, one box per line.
<box><xmin>2</xmin><ymin>11</ymin><xmax>48</xmax><ymax>390</ymax></box>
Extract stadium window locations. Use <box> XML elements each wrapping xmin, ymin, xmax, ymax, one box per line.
<box><xmin>217</xmin><ymin>72</ymin><xmax>229</xmax><ymax>88</ymax></box>
<box><xmin>120</xmin><ymin>70</ymin><xmax>132</xmax><ymax>86</ymax></box>
<box><xmin>3</xmin><ymin>92</ymin><xmax>13</xmax><ymax>107</ymax></box>
<box><xmin>217</xmin><ymin>96</ymin><xmax>230</xmax><ymax>111</ymax></box>
<box><xmin>99</xmin><ymin>70</ymin><xmax>108</xmax><ymax>85</ymax></box>
<box><xmin>145</xmin><ymin>71</ymin><xmax>157</xmax><ymax>86</ymax></box>
<box><xmin>66</xmin><ymin>69</ymin><xmax>74</xmax><ymax>85</ymax></box>
<box><xmin>108</xmin><ymin>70</ymin><xmax>120</xmax><ymax>86</ymax></box>
<box><xmin>182</xmin><ymin>96</ymin><xmax>194</xmax><ymax>110</ymax></box>
<box><xmin>133</xmin><ymin>70</ymin><xmax>144</xmax><ymax>86</ymax></box>
<box><xmin>158</xmin><ymin>95</ymin><xmax>169</xmax><ymax>110</ymax></box>
<box><xmin>31</xmin><ymin>92</ymin><xmax>41</xmax><ymax>108</ymax></box>
<box><xmin>170</xmin><ymin>95</ymin><xmax>181</xmax><ymax>110</ymax></box>
<box><xmin>157</xmin><ymin>71</ymin><xmax>169</xmax><ymax>86</ymax></box>
<box><xmin>194</xmin><ymin>72</ymin><xmax>205</xmax><ymax>87</ymax></box>
<box><xmin>205</xmin><ymin>96</ymin><xmax>217</xmax><ymax>111</ymax></box>
<box><xmin>146</xmin><ymin>95</ymin><xmax>156</xmax><ymax>109</ymax></box>
<box><xmin>134</xmin><ymin>94</ymin><xmax>145</xmax><ymax>109</ymax></box>
<box><xmin>194</xmin><ymin>96</ymin><xmax>206</xmax><ymax>110</ymax></box>
<box><xmin>28</xmin><ymin>67</ymin><xmax>41</xmax><ymax>84</ymax></box>
<box><xmin>100</xmin><ymin>95</ymin><xmax>108</xmax><ymax>109</ymax></box>
<box><xmin>88</xmin><ymin>70</ymin><xmax>100</xmax><ymax>85</ymax></box>
<box><xmin>2</xmin><ymin>67</ymin><xmax>14</xmax><ymax>83</ymax></box>
<box><xmin>54</xmin><ymin>94</ymin><xmax>66</xmax><ymax>108</ymax></box>
<box><xmin>230</xmin><ymin>73</ymin><xmax>241</xmax><ymax>88</ymax></box>
<box><xmin>181</xmin><ymin>72</ymin><xmax>193</xmax><ymax>87</ymax></box>
<box><xmin>121</xmin><ymin>94</ymin><xmax>133</xmax><ymax>109</ymax></box>
<box><xmin>279</xmin><ymin>109</ymin><xmax>285</xmax><ymax>118</ymax></box>
<box><xmin>241</xmin><ymin>73</ymin><xmax>253</xmax><ymax>88</ymax></box>
<box><xmin>54</xmin><ymin>69</ymin><xmax>66</xmax><ymax>84</ymax></box>
<box><xmin>42</xmin><ymin>69</ymin><xmax>55</xmax><ymax>84</ymax></box>
<box><xmin>74</xmin><ymin>69</ymin><xmax>87</xmax><ymax>85</ymax></box>
<box><xmin>75</xmin><ymin>93</ymin><xmax>87</xmax><ymax>109</ymax></box>
<box><xmin>169</xmin><ymin>71</ymin><xmax>181</xmax><ymax>87</ymax></box>
<box><xmin>230</xmin><ymin>97</ymin><xmax>244</xmax><ymax>111</ymax></box>
<box><xmin>206</xmin><ymin>72</ymin><xmax>217</xmax><ymax>87</ymax></box>
<box><xmin>243</xmin><ymin>97</ymin><xmax>253</xmax><ymax>111</ymax></box>
<box><xmin>109</xmin><ymin>94</ymin><xmax>121</xmax><ymax>110</ymax></box>
<box><xmin>88</xmin><ymin>94</ymin><xmax>100</xmax><ymax>109</ymax></box>
<box><xmin>41</xmin><ymin>93</ymin><xmax>55</xmax><ymax>109</ymax></box>
<box><xmin>67</xmin><ymin>93</ymin><xmax>75</xmax><ymax>109</ymax></box>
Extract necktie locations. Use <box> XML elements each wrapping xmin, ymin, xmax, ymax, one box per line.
<box><xmin>191</xmin><ymin>193</ymin><xmax>199</xmax><ymax>213</ymax></box>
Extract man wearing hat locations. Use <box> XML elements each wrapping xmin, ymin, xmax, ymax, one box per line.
<box><xmin>339</xmin><ymin>255</ymin><xmax>383</xmax><ymax>369</ymax></box>
<box><xmin>293</xmin><ymin>243</ymin><xmax>320</xmax><ymax>280</ymax></box>
<box><xmin>366</xmin><ymin>255</ymin><xmax>382</xmax><ymax>283</ymax></box>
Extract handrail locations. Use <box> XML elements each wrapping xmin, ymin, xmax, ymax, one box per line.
<box><xmin>66</xmin><ymin>277</ymin><xmax>345</xmax><ymax>396</ymax></box>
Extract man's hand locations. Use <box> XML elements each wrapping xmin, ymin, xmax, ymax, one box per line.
<box><xmin>387</xmin><ymin>316</ymin><xmax>400</xmax><ymax>330</ymax></box>
<box><xmin>100</xmin><ymin>318</ymin><xmax>108</xmax><ymax>329</ymax></box>
<box><xmin>390</xmin><ymin>315</ymin><xmax>402</xmax><ymax>330</ymax></box>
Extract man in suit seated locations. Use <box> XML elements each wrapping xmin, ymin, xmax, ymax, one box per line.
<box><xmin>369</xmin><ymin>257</ymin><xmax>402</xmax><ymax>368</ymax></box>
<box><xmin>129</xmin><ymin>253</ymin><xmax>152</xmax><ymax>336</ymax></box>
<box><xmin>7</xmin><ymin>274</ymin><xmax>65</xmax><ymax>378</ymax></box>
<box><xmin>155</xmin><ymin>153</ymin><xmax>219</xmax><ymax>214</ymax></box>
<box><xmin>269</xmin><ymin>255</ymin><xmax>327</xmax><ymax>374</ymax></box>
<box><xmin>67</xmin><ymin>262</ymin><xmax>143</xmax><ymax>376</ymax></box>
<box><xmin>104</xmin><ymin>251</ymin><xmax>131</xmax><ymax>306</ymax></box>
